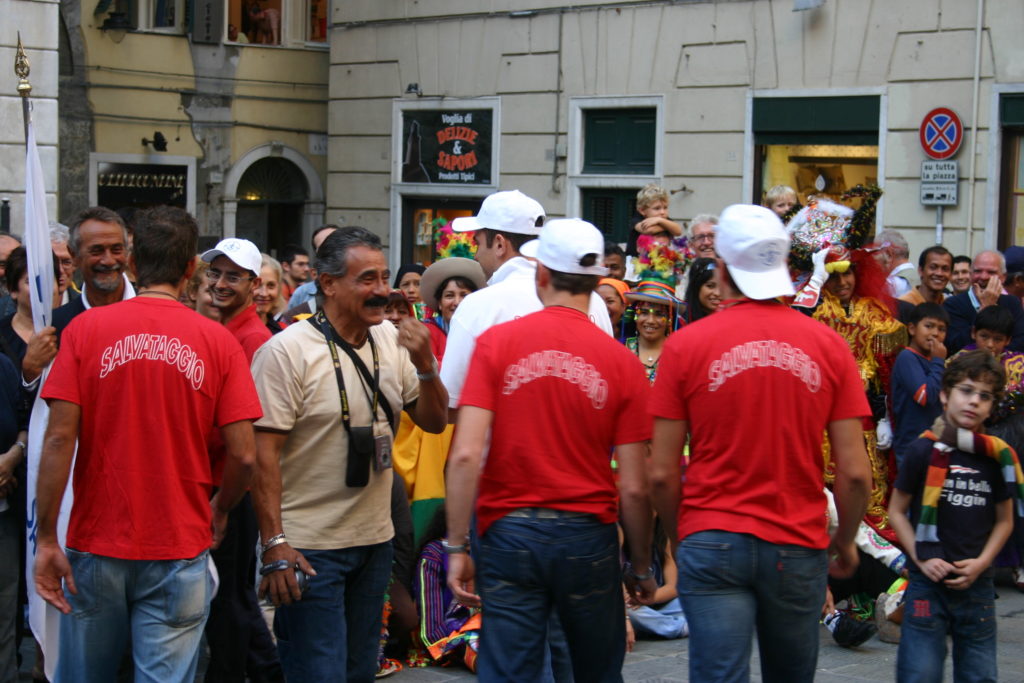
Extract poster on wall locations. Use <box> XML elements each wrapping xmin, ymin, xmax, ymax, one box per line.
<box><xmin>96</xmin><ymin>162</ymin><xmax>190</xmax><ymax>210</ymax></box>
<box><xmin>401</xmin><ymin>109</ymin><xmax>493</xmax><ymax>184</ymax></box>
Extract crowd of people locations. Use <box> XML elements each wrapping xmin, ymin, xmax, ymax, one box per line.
<box><xmin>0</xmin><ymin>182</ymin><xmax>1023</xmax><ymax>683</ymax></box>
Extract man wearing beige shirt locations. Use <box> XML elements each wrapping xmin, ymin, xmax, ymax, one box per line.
<box><xmin>250</xmin><ymin>227</ymin><xmax>447</xmax><ymax>681</ymax></box>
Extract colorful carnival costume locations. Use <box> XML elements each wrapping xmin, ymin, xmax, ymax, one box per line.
<box><xmin>813</xmin><ymin>257</ymin><xmax>906</xmax><ymax>537</ymax></box>
<box><xmin>624</xmin><ymin>236</ymin><xmax>685</xmax><ymax>384</ymax></box>
<box><xmin>413</xmin><ymin>540</ymin><xmax>481</xmax><ymax>671</ymax></box>
<box><xmin>788</xmin><ymin>186</ymin><xmax>906</xmax><ymax>537</ymax></box>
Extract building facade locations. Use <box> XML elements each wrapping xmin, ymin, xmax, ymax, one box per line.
<box><xmin>2</xmin><ymin>0</ymin><xmax>60</xmax><ymax>235</ymax></box>
<box><xmin>56</xmin><ymin>0</ymin><xmax>328</xmax><ymax>252</ymax></box>
<box><xmin>327</xmin><ymin>0</ymin><xmax>1024</xmax><ymax>270</ymax></box>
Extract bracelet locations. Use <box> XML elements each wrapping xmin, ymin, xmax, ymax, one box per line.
<box><xmin>416</xmin><ymin>361</ymin><xmax>439</xmax><ymax>382</ymax></box>
<box><xmin>441</xmin><ymin>538</ymin><xmax>469</xmax><ymax>555</ymax></box>
<box><xmin>14</xmin><ymin>440</ymin><xmax>27</xmax><ymax>453</ymax></box>
<box><xmin>259</xmin><ymin>559</ymin><xmax>290</xmax><ymax>576</ymax></box>
<box><xmin>623</xmin><ymin>561</ymin><xmax>653</xmax><ymax>582</ymax></box>
<box><xmin>262</xmin><ymin>534</ymin><xmax>287</xmax><ymax>554</ymax></box>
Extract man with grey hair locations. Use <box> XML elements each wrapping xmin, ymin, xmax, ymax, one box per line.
<box><xmin>944</xmin><ymin>249</ymin><xmax>1024</xmax><ymax>354</ymax></box>
<box><xmin>688</xmin><ymin>214</ymin><xmax>718</xmax><ymax>259</ymax></box>
<box><xmin>250</xmin><ymin>226</ymin><xmax>448</xmax><ymax>680</ymax></box>
<box><xmin>52</xmin><ymin>207</ymin><xmax>135</xmax><ymax>338</ymax></box>
<box><xmin>50</xmin><ymin>222</ymin><xmax>76</xmax><ymax>305</ymax></box>
<box><xmin>875</xmin><ymin>229</ymin><xmax>918</xmax><ymax>297</ymax></box>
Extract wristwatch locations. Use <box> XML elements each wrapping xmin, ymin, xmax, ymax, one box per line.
<box><xmin>623</xmin><ymin>561</ymin><xmax>654</xmax><ymax>582</ymax></box>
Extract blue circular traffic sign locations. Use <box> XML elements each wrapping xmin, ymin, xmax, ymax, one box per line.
<box><xmin>920</xmin><ymin>108</ymin><xmax>963</xmax><ymax>160</ymax></box>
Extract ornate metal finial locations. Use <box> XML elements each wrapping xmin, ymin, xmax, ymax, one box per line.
<box><xmin>15</xmin><ymin>33</ymin><xmax>32</xmax><ymax>99</ymax></box>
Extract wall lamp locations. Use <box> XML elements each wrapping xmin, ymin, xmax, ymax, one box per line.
<box><xmin>142</xmin><ymin>132</ymin><xmax>168</xmax><ymax>151</ymax></box>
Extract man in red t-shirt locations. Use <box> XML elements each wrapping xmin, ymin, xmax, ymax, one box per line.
<box><xmin>33</xmin><ymin>207</ymin><xmax>261</xmax><ymax>682</ymax></box>
<box><xmin>648</xmin><ymin>204</ymin><xmax>872</xmax><ymax>683</ymax></box>
<box><xmin>199</xmin><ymin>237</ymin><xmax>280</xmax><ymax>681</ymax></box>
<box><xmin>445</xmin><ymin>218</ymin><xmax>657</xmax><ymax>682</ymax></box>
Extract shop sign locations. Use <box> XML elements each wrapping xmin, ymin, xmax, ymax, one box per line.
<box><xmin>96</xmin><ymin>162</ymin><xmax>189</xmax><ymax>209</ymax></box>
<box><xmin>401</xmin><ymin>109</ymin><xmax>493</xmax><ymax>185</ymax></box>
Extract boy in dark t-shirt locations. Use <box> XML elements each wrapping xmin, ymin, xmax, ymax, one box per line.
<box><xmin>891</xmin><ymin>302</ymin><xmax>948</xmax><ymax>469</ymax></box>
<box><xmin>888</xmin><ymin>350</ymin><xmax>1018</xmax><ymax>682</ymax></box>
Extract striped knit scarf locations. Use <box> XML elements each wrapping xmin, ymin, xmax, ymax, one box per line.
<box><xmin>916</xmin><ymin>419</ymin><xmax>1024</xmax><ymax>543</ymax></box>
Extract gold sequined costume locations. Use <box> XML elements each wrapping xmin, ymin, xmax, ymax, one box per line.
<box><xmin>814</xmin><ymin>292</ymin><xmax>907</xmax><ymax>535</ymax></box>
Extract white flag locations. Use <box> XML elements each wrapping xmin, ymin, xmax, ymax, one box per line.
<box><xmin>24</xmin><ymin>119</ymin><xmax>54</xmax><ymax>331</ymax></box>
<box><xmin>23</xmin><ymin>116</ymin><xmax>59</xmax><ymax>678</ymax></box>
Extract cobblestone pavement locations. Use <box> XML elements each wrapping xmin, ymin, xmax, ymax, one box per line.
<box><xmin>18</xmin><ymin>571</ymin><xmax>1024</xmax><ymax>681</ymax></box>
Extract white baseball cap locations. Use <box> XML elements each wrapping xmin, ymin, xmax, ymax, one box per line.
<box><xmin>521</xmin><ymin>218</ymin><xmax>609</xmax><ymax>276</ymax></box>
<box><xmin>201</xmin><ymin>238</ymin><xmax>262</xmax><ymax>275</ymax></box>
<box><xmin>451</xmin><ymin>190</ymin><xmax>545</xmax><ymax>236</ymax></box>
<box><xmin>716</xmin><ymin>204</ymin><xmax>795</xmax><ymax>300</ymax></box>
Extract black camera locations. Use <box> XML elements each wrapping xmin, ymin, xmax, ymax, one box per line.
<box><xmin>346</xmin><ymin>425</ymin><xmax>373</xmax><ymax>487</ymax></box>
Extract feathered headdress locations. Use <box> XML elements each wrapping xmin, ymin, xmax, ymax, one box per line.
<box><xmin>433</xmin><ymin>220</ymin><xmax>476</xmax><ymax>260</ymax></box>
<box><xmin>635</xmin><ymin>234</ymin><xmax>683</xmax><ymax>286</ymax></box>
<box><xmin>786</xmin><ymin>184</ymin><xmax>883</xmax><ymax>272</ymax></box>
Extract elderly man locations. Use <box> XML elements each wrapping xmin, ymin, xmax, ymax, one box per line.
<box><xmin>34</xmin><ymin>206</ymin><xmax>260</xmax><ymax>682</ymax></box>
<box><xmin>944</xmin><ymin>250</ymin><xmax>1024</xmax><ymax>355</ymax></box>
<box><xmin>688</xmin><ymin>214</ymin><xmax>717</xmax><ymax>259</ymax></box>
<box><xmin>649</xmin><ymin>204</ymin><xmax>871</xmax><ymax>682</ymax></box>
<box><xmin>49</xmin><ymin>223</ymin><xmax>77</xmax><ymax>304</ymax></box>
<box><xmin>52</xmin><ymin>208</ymin><xmax>135</xmax><ymax>338</ymax></box>
<box><xmin>251</xmin><ymin>227</ymin><xmax>447</xmax><ymax>681</ymax></box>
<box><xmin>876</xmin><ymin>229</ymin><xmax>918</xmax><ymax>297</ymax></box>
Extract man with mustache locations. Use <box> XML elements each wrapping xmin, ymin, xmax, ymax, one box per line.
<box><xmin>52</xmin><ymin>208</ymin><xmax>135</xmax><ymax>338</ymax></box>
<box><xmin>250</xmin><ymin>226</ymin><xmax>447</xmax><ymax>680</ymax></box>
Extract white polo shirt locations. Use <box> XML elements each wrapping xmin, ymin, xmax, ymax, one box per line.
<box><xmin>439</xmin><ymin>256</ymin><xmax>613</xmax><ymax>408</ymax></box>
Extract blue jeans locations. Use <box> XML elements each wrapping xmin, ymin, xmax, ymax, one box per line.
<box><xmin>273</xmin><ymin>542</ymin><xmax>392</xmax><ymax>682</ymax></box>
<box><xmin>676</xmin><ymin>530</ymin><xmax>827</xmax><ymax>683</ymax></box>
<box><xmin>55</xmin><ymin>549</ymin><xmax>213</xmax><ymax>683</ymax></box>
<box><xmin>628</xmin><ymin>597</ymin><xmax>688</xmax><ymax>639</ymax></box>
<box><xmin>896</xmin><ymin>571</ymin><xmax>997</xmax><ymax>683</ymax></box>
<box><xmin>474</xmin><ymin>510</ymin><xmax>623</xmax><ymax>683</ymax></box>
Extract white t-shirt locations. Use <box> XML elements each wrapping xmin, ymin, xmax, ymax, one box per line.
<box><xmin>439</xmin><ymin>256</ymin><xmax>613</xmax><ymax>408</ymax></box>
<box><xmin>252</xmin><ymin>318</ymin><xmax>419</xmax><ymax>549</ymax></box>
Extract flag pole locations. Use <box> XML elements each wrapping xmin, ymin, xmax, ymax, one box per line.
<box><xmin>15</xmin><ymin>32</ymin><xmax>32</xmax><ymax>139</ymax></box>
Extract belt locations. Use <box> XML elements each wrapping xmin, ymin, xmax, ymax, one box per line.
<box><xmin>504</xmin><ymin>507</ymin><xmax>591</xmax><ymax>520</ymax></box>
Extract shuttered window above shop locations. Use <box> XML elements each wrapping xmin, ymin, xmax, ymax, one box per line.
<box><xmin>753</xmin><ymin>96</ymin><xmax>880</xmax><ymax>145</ymax></box>
<box><xmin>581</xmin><ymin>187</ymin><xmax>639</xmax><ymax>243</ymax></box>
<box><xmin>583</xmin><ymin>108</ymin><xmax>656</xmax><ymax>174</ymax></box>
<box><xmin>1001</xmin><ymin>94</ymin><xmax>1024</xmax><ymax>127</ymax></box>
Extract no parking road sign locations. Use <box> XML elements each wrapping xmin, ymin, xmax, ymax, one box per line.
<box><xmin>920</xmin><ymin>107</ymin><xmax>963</xmax><ymax>160</ymax></box>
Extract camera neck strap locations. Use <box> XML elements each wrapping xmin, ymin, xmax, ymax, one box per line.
<box><xmin>312</xmin><ymin>312</ymin><xmax>394</xmax><ymax>433</ymax></box>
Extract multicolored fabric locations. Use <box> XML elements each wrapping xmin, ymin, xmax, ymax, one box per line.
<box><xmin>916</xmin><ymin>421</ymin><xmax>1024</xmax><ymax>543</ymax></box>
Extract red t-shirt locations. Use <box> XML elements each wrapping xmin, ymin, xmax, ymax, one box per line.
<box><xmin>42</xmin><ymin>297</ymin><xmax>263</xmax><ymax>560</ymax></box>
<box><xmin>225</xmin><ymin>304</ymin><xmax>272</xmax><ymax>361</ymax></box>
<box><xmin>210</xmin><ymin>303</ymin><xmax>271</xmax><ymax>484</ymax></box>
<box><xmin>460</xmin><ymin>306</ymin><xmax>651</xmax><ymax>536</ymax></box>
<box><xmin>649</xmin><ymin>300</ymin><xmax>869</xmax><ymax>549</ymax></box>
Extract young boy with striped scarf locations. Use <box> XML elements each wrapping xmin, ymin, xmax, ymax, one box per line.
<box><xmin>888</xmin><ymin>350</ymin><xmax>1023</xmax><ymax>682</ymax></box>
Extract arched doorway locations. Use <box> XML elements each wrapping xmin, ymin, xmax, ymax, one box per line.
<box><xmin>235</xmin><ymin>157</ymin><xmax>308</xmax><ymax>255</ymax></box>
<box><xmin>222</xmin><ymin>143</ymin><xmax>325</xmax><ymax>253</ymax></box>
